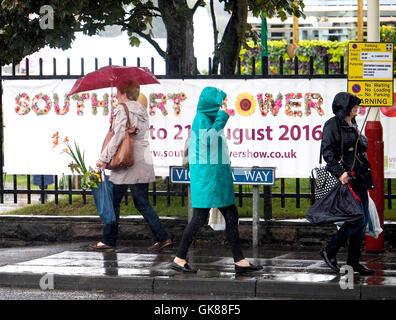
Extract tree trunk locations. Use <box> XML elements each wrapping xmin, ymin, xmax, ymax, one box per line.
<box><xmin>158</xmin><ymin>0</ymin><xmax>196</xmax><ymax>75</ymax></box>
<box><xmin>213</xmin><ymin>0</ymin><xmax>248</xmax><ymax>75</ymax></box>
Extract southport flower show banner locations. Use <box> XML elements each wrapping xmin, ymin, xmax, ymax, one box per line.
<box><xmin>2</xmin><ymin>79</ymin><xmax>396</xmax><ymax>178</ymax></box>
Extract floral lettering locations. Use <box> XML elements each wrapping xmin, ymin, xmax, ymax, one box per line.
<box><xmin>167</xmin><ymin>92</ymin><xmax>186</xmax><ymax>116</ymax></box>
<box><xmin>149</xmin><ymin>93</ymin><xmax>168</xmax><ymax>116</ymax></box>
<box><xmin>304</xmin><ymin>93</ymin><xmax>324</xmax><ymax>116</ymax></box>
<box><xmin>285</xmin><ymin>93</ymin><xmax>303</xmax><ymax>117</ymax></box>
<box><xmin>72</xmin><ymin>93</ymin><xmax>90</xmax><ymax>116</ymax></box>
<box><xmin>54</xmin><ymin>94</ymin><xmax>70</xmax><ymax>115</ymax></box>
<box><xmin>32</xmin><ymin>93</ymin><xmax>51</xmax><ymax>115</ymax></box>
<box><xmin>257</xmin><ymin>93</ymin><xmax>282</xmax><ymax>116</ymax></box>
<box><xmin>15</xmin><ymin>93</ymin><xmax>30</xmax><ymax>115</ymax></box>
<box><xmin>91</xmin><ymin>93</ymin><xmax>109</xmax><ymax>115</ymax></box>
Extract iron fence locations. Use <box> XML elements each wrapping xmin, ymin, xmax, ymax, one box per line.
<box><xmin>1</xmin><ymin>55</ymin><xmax>395</xmax><ymax>218</ymax></box>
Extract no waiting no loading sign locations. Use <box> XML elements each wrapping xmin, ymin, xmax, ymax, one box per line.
<box><xmin>347</xmin><ymin>42</ymin><xmax>394</xmax><ymax>107</ymax></box>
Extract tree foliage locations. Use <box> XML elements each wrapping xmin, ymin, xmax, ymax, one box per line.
<box><xmin>0</xmin><ymin>0</ymin><xmax>161</xmax><ymax>67</ymax></box>
<box><xmin>212</xmin><ymin>0</ymin><xmax>305</xmax><ymax>74</ymax></box>
<box><xmin>0</xmin><ymin>0</ymin><xmax>304</xmax><ymax>75</ymax></box>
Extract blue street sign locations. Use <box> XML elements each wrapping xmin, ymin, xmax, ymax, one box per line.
<box><xmin>170</xmin><ymin>167</ymin><xmax>275</xmax><ymax>185</ymax></box>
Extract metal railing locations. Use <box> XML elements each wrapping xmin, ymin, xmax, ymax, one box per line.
<box><xmin>1</xmin><ymin>55</ymin><xmax>395</xmax><ymax>218</ymax></box>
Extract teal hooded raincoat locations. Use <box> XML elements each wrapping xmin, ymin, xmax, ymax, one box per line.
<box><xmin>189</xmin><ymin>87</ymin><xmax>235</xmax><ymax>208</ymax></box>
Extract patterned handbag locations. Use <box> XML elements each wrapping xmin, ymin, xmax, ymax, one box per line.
<box><xmin>311</xmin><ymin>130</ymin><xmax>343</xmax><ymax>200</ymax></box>
<box><xmin>311</xmin><ymin>165</ymin><xmax>340</xmax><ymax>200</ymax></box>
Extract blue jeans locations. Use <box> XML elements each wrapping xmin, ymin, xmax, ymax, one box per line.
<box><xmin>102</xmin><ymin>183</ymin><xmax>169</xmax><ymax>247</ymax></box>
<box><xmin>325</xmin><ymin>189</ymin><xmax>369</xmax><ymax>266</ymax></box>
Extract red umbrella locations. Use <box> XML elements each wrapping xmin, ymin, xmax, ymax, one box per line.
<box><xmin>67</xmin><ymin>65</ymin><xmax>159</xmax><ymax>96</ymax></box>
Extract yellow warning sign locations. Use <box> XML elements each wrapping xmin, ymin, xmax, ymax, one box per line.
<box><xmin>348</xmin><ymin>81</ymin><xmax>393</xmax><ymax>106</ymax></box>
<box><xmin>348</xmin><ymin>42</ymin><xmax>394</xmax><ymax>106</ymax></box>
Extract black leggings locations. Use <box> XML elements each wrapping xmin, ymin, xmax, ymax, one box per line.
<box><xmin>176</xmin><ymin>204</ymin><xmax>245</xmax><ymax>262</ymax></box>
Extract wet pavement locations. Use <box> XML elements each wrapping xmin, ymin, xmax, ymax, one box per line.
<box><xmin>0</xmin><ymin>241</ymin><xmax>395</xmax><ymax>300</ymax></box>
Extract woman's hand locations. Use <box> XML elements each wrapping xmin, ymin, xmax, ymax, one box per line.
<box><xmin>220</xmin><ymin>97</ymin><xmax>228</xmax><ymax>112</ymax></box>
<box><xmin>96</xmin><ymin>159</ymin><xmax>107</xmax><ymax>169</ymax></box>
<box><xmin>339</xmin><ymin>172</ymin><xmax>351</xmax><ymax>184</ymax></box>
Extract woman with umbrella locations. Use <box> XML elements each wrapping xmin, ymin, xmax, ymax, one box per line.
<box><xmin>91</xmin><ymin>79</ymin><xmax>172</xmax><ymax>251</ymax></box>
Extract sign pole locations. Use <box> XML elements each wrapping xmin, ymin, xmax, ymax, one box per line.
<box><xmin>260</xmin><ymin>12</ymin><xmax>268</xmax><ymax>75</ymax></box>
<box><xmin>357</xmin><ymin>0</ymin><xmax>364</xmax><ymax>42</ymax></box>
<box><xmin>365</xmin><ymin>0</ymin><xmax>384</xmax><ymax>252</ymax></box>
<box><xmin>292</xmin><ymin>1</ymin><xmax>299</xmax><ymax>45</ymax></box>
<box><xmin>252</xmin><ymin>185</ymin><xmax>260</xmax><ymax>247</ymax></box>
<box><xmin>187</xmin><ymin>185</ymin><xmax>193</xmax><ymax>223</ymax></box>
<box><xmin>170</xmin><ymin>167</ymin><xmax>275</xmax><ymax>246</ymax></box>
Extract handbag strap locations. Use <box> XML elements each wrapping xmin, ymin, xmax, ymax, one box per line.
<box><xmin>108</xmin><ymin>103</ymin><xmax>138</xmax><ymax>134</ymax></box>
<box><xmin>350</xmin><ymin>106</ymin><xmax>370</xmax><ymax>172</ymax></box>
<box><xmin>120</xmin><ymin>103</ymin><xmax>132</xmax><ymax>128</ymax></box>
<box><xmin>117</xmin><ymin>103</ymin><xmax>137</xmax><ymax>134</ymax></box>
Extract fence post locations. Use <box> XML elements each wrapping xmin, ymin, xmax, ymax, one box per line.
<box><xmin>0</xmin><ymin>70</ymin><xmax>3</xmax><ymax>204</ymax></box>
<box><xmin>252</xmin><ymin>185</ymin><xmax>260</xmax><ymax>247</ymax></box>
<box><xmin>81</xmin><ymin>58</ymin><xmax>84</xmax><ymax>76</ymax></box>
<box><xmin>261</xmin><ymin>56</ymin><xmax>268</xmax><ymax>76</ymax></box>
<box><xmin>294</xmin><ymin>56</ymin><xmax>299</xmax><ymax>75</ymax></box>
<box><xmin>263</xmin><ymin>185</ymin><xmax>272</xmax><ymax>220</ymax></box>
<box><xmin>279</xmin><ymin>56</ymin><xmax>284</xmax><ymax>75</ymax></box>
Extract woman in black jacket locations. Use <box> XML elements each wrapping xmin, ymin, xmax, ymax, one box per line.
<box><xmin>320</xmin><ymin>92</ymin><xmax>375</xmax><ymax>275</ymax></box>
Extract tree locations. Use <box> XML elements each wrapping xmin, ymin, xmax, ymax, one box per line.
<box><xmin>0</xmin><ymin>1</ymin><xmax>162</xmax><ymax>68</ymax></box>
<box><xmin>157</xmin><ymin>0</ymin><xmax>205</xmax><ymax>75</ymax></box>
<box><xmin>0</xmin><ymin>0</ymin><xmax>304</xmax><ymax>76</ymax></box>
<box><xmin>211</xmin><ymin>0</ymin><xmax>305</xmax><ymax>75</ymax></box>
<box><xmin>0</xmin><ymin>0</ymin><xmax>204</xmax><ymax>75</ymax></box>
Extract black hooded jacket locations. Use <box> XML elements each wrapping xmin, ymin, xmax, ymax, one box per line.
<box><xmin>321</xmin><ymin>92</ymin><xmax>374</xmax><ymax>191</ymax></box>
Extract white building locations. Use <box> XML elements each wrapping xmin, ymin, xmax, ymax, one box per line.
<box><xmin>249</xmin><ymin>0</ymin><xmax>396</xmax><ymax>43</ymax></box>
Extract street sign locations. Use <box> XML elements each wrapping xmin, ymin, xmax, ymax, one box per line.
<box><xmin>170</xmin><ymin>166</ymin><xmax>275</xmax><ymax>248</ymax></box>
<box><xmin>348</xmin><ymin>42</ymin><xmax>394</xmax><ymax>107</ymax></box>
<box><xmin>170</xmin><ymin>167</ymin><xmax>275</xmax><ymax>185</ymax></box>
<box><xmin>347</xmin><ymin>81</ymin><xmax>393</xmax><ymax>106</ymax></box>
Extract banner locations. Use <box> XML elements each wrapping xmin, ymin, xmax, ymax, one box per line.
<box><xmin>2</xmin><ymin>79</ymin><xmax>396</xmax><ymax>178</ymax></box>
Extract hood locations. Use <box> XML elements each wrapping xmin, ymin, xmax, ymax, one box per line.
<box><xmin>332</xmin><ymin>92</ymin><xmax>361</xmax><ymax>121</ymax></box>
<box><xmin>126</xmin><ymin>100</ymin><xmax>148</xmax><ymax>122</ymax></box>
<box><xmin>197</xmin><ymin>87</ymin><xmax>226</xmax><ymax>119</ymax></box>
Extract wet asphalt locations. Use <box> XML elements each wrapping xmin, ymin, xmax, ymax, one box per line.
<box><xmin>0</xmin><ymin>240</ymin><xmax>395</xmax><ymax>300</ymax></box>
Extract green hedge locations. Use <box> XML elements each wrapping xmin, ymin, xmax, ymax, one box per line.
<box><xmin>239</xmin><ymin>25</ymin><xmax>396</xmax><ymax>75</ymax></box>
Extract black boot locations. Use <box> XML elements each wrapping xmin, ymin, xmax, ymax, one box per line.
<box><xmin>350</xmin><ymin>263</ymin><xmax>375</xmax><ymax>275</ymax></box>
<box><xmin>320</xmin><ymin>248</ymin><xmax>340</xmax><ymax>273</ymax></box>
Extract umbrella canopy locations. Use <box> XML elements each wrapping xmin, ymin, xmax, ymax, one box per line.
<box><xmin>67</xmin><ymin>65</ymin><xmax>159</xmax><ymax>96</ymax></box>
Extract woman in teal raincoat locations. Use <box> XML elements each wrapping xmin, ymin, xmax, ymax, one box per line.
<box><xmin>171</xmin><ymin>87</ymin><xmax>262</xmax><ymax>273</ymax></box>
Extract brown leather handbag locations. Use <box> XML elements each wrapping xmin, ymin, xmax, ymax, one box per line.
<box><xmin>101</xmin><ymin>103</ymin><xmax>137</xmax><ymax>170</ymax></box>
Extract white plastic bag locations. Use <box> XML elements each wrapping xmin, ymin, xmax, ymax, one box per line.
<box><xmin>208</xmin><ymin>208</ymin><xmax>225</xmax><ymax>231</ymax></box>
<box><xmin>366</xmin><ymin>195</ymin><xmax>383</xmax><ymax>239</ymax></box>
<box><xmin>335</xmin><ymin>194</ymin><xmax>383</xmax><ymax>239</ymax></box>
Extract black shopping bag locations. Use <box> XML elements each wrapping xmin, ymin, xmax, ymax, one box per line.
<box><xmin>92</xmin><ymin>173</ymin><xmax>116</xmax><ymax>224</ymax></box>
<box><xmin>306</xmin><ymin>183</ymin><xmax>363</xmax><ymax>225</ymax></box>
